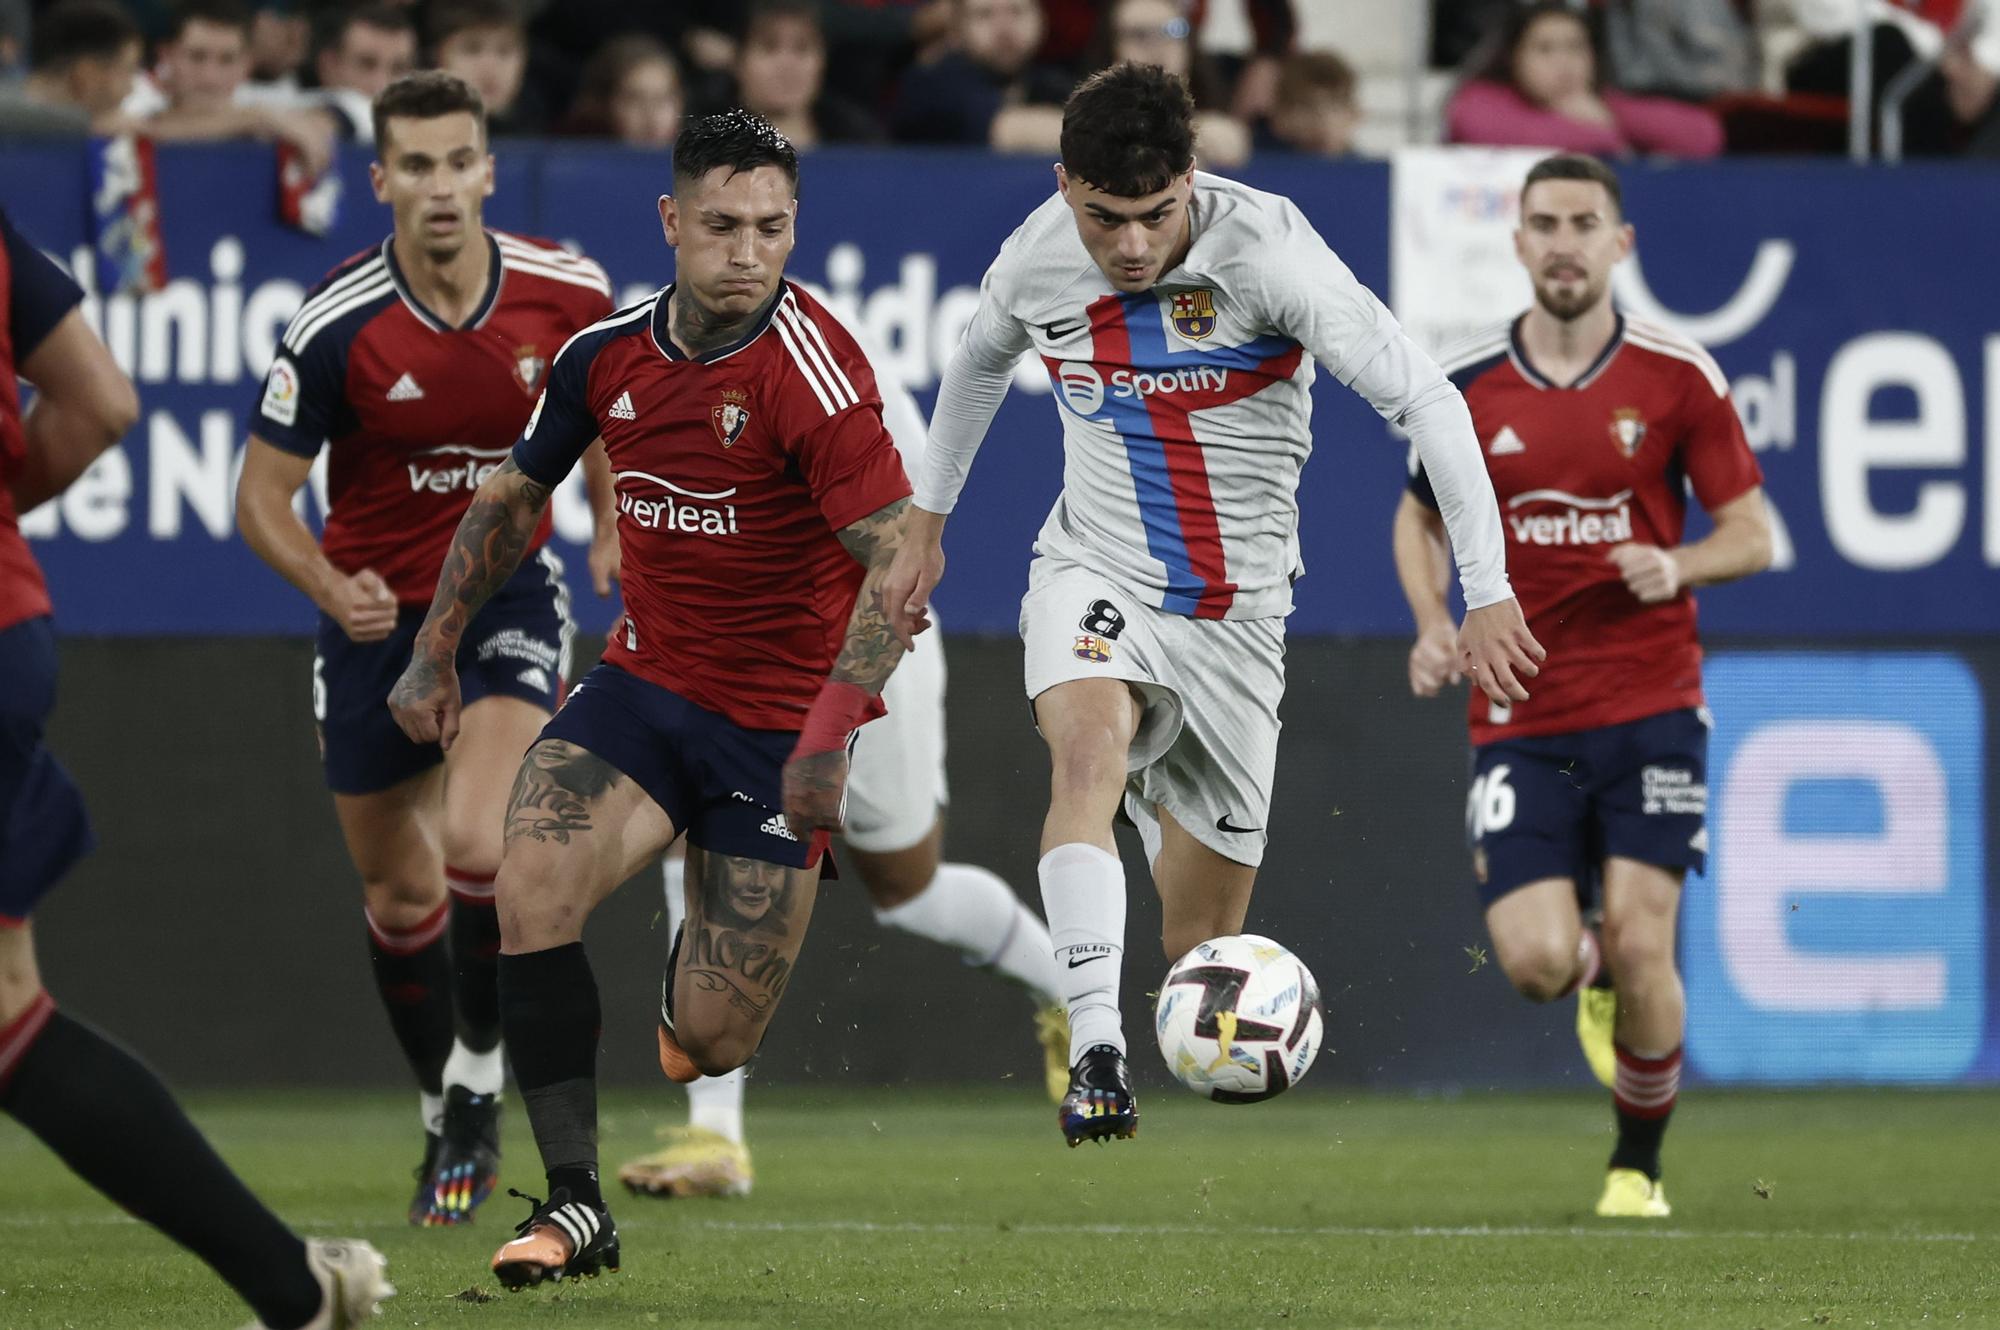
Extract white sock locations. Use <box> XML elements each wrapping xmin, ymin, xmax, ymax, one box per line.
<box><xmin>1038</xmin><ymin>843</ymin><xmax>1127</xmax><ymax>1062</ymax></box>
<box><xmin>419</xmin><ymin>1090</ymin><xmax>444</xmax><ymax>1137</ymax></box>
<box><xmin>443</xmin><ymin>1038</ymin><xmax>505</xmax><ymax>1098</ymax></box>
<box><xmin>687</xmin><ymin>1065</ymin><xmax>747</xmax><ymax>1144</ymax></box>
<box><xmin>873</xmin><ymin>862</ymin><xmax>1061</xmax><ymax>1004</ymax></box>
<box><xmin>660</xmin><ymin>856</ymin><xmax>745</xmax><ymax>1142</ymax></box>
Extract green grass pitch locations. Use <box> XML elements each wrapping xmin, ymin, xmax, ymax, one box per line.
<box><xmin>3</xmin><ymin>1087</ymin><xmax>1995</xmax><ymax>1328</ymax></box>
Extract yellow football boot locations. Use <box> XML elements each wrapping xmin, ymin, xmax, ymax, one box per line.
<box><xmin>1035</xmin><ymin>1003</ymin><xmax>1072</xmax><ymax>1103</ymax></box>
<box><xmin>616</xmin><ymin>1125</ymin><xmax>753</xmax><ymax>1199</ymax></box>
<box><xmin>1576</xmin><ymin>986</ymin><xmax>1618</xmax><ymax>1089</ymax></box>
<box><xmin>1595</xmin><ymin>1167</ymin><xmax>1671</xmax><ymax>1218</ymax></box>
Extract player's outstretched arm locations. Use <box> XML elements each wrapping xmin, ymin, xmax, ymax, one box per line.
<box><xmin>388</xmin><ymin>459</ymin><xmax>552</xmax><ymax>750</ymax></box>
<box><xmin>783</xmin><ymin>496</ymin><xmax>913</xmax><ymax>838</ymax></box>
<box><xmin>11</xmin><ymin>309</ymin><xmax>138</xmax><ymax>513</ymax></box>
<box><xmin>1391</xmin><ymin>493</ymin><xmax>1463</xmax><ymax>698</ymax></box>
<box><xmin>884</xmin><ymin>505</ymin><xmax>945</xmax><ymax>648</ymax></box>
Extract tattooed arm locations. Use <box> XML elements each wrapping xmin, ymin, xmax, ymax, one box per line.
<box><xmin>387</xmin><ymin>458</ymin><xmax>552</xmax><ymax>749</ymax></box>
<box><xmin>781</xmin><ymin>496</ymin><xmax>913</xmax><ymax>836</ymax></box>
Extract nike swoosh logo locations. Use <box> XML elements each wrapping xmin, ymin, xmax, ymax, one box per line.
<box><xmin>1067</xmin><ymin>954</ymin><xmax>1108</xmax><ymax>969</ymax></box>
<box><xmin>1215</xmin><ymin>815</ymin><xmax>1262</xmax><ymax>835</ymax></box>
<box><xmin>1039</xmin><ymin>320</ymin><xmax>1084</xmax><ymax>340</ymax></box>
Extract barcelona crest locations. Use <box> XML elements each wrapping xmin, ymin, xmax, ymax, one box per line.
<box><xmin>712</xmin><ymin>388</ymin><xmax>752</xmax><ymax>448</ymax></box>
<box><xmin>514</xmin><ymin>345</ymin><xmax>547</xmax><ymax>396</ymax></box>
<box><xmin>1609</xmin><ymin>407</ymin><xmax>1647</xmax><ymax>458</ymax></box>
<box><xmin>1073</xmin><ymin>634</ymin><xmax>1113</xmax><ymax>663</ymax></box>
<box><xmin>1169</xmin><ymin>289</ymin><xmax>1216</xmax><ymax>342</ymax></box>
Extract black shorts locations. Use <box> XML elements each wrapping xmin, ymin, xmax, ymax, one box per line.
<box><xmin>315</xmin><ymin>550</ymin><xmax>572</xmax><ymax>795</ymax></box>
<box><xmin>0</xmin><ymin>618</ymin><xmax>94</xmax><ymax>923</ymax></box>
<box><xmin>1468</xmin><ymin>707</ymin><xmax>1710</xmax><ymax>907</ymax></box>
<box><xmin>537</xmin><ymin>661</ymin><xmax>829</xmax><ymax>870</ymax></box>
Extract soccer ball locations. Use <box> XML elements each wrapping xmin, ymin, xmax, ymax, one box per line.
<box><xmin>1154</xmin><ymin>934</ymin><xmax>1323</xmax><ymax>1102</ymax></box>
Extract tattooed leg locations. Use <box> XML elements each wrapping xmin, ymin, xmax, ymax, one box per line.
<box><xmin>495</xmin><ymin>740</ymin><xmax>676</xmax><ymax>953</ymax></box>
<box><xmin>672</xmin><ymin>844</ymin><xmax>821</xmax><ymax>1076</ymax></box>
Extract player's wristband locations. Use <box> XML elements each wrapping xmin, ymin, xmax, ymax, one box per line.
<box><xmin>790</xmin><ymin>680</ymin><xmax>886</xmax><ymax>761</ymax></box>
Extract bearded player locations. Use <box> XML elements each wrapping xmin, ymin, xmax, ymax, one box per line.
<box><xmin>237</xmin><ymin>71</ymin><xmax>612</xmax><ymax>1225</ymax></box>
<box><xmin>1394</xmin><ymin>153</ymin><xmax>1771</xmax><ymax>1217</ymax></box>
<box><xmin>388</xmin><ymin>110</ymin><xmax>915</xmax><ymax>1288</ymax></box>
<box><xmin>886</xmin><ymin>63</ymin><xmax>1540</xmax><ymax>1147</ymax></box>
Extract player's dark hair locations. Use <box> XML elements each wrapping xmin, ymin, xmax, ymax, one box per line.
<box><xmin>673</xmin><ymin>109</ymin><xmax>799</xmax><ymax>194</ymax></box>
<box><xmin>426</xmin><ymin>0</ymin><xmax>523</xmax><ymax>51</ymax></box>
<box><xmin>372</xmin><ymin>70</ymin><xmax>488</xmax><ymax>154</ymax></box>
<box><xmin>318</xmin><ymin>2</ymin><xmax>414</xmax><ymax>60</ymax></box>
<box><xmin>1060</xmin><ymin>62</ymin><xmax>1196</xmax><ymax>198</ymax></box>
<box><xmin>166</xmin><ymin>0</ymin><xmax>251</xmax><ymax>43</ymax></box>
<box><xmin>30</xmin><ymin>0</ymin><xmax>139</xmax><ymax>73</ymax></box>
<box><xmin>1521</xmin><ymin>153</ymin><xmax>1623</xmax><ymax>219</ymax></box>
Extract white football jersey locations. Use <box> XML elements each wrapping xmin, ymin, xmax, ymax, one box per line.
<box><xmin>921</xmin><ymin>171</ymin><xmax>1509</xmax><ymax>620</ymax></box>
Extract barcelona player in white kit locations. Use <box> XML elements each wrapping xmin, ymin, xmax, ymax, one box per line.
<box><xmin>886</xmin><ymin>63</ymin><xmax>1545</xmax><ymax>1144</ymax></box>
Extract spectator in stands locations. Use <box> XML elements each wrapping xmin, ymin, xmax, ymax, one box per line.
<box><xmin>892</xmin><ymin>0</ymin><xmax>1073</xmax><ymax>149</ymax></box>
<box><xmin>430</xmin><ymin>0</ymin><xmax>546</xmax><ymax>135</ymax></box>
<box><xmin>1259</xmin><ymin>48</ymin><xmax>1359</xmax><ymax>156</ymax></box>
<box><xmin>1941</xmin><ymin>3</ymin><xmax>2000</xmax><ymax>154</ymax></box>
<box><xmin>137</xmin><ymin>0</ymin><xmax>336</xmax><ymax>173</ymax></box>
<box><xmin>1601</xmin><ymin>0</ymin><xmax>1760</xmax><ymax>100</ymax></box>
<box><xmin>1445</xmin><ymin>2</ymin><xmax>1724</xmax><ymax>158</ymax></box>
<box><xmin>0</xmin><ymin>0</ymin><xmax>140</xmax><ymax>136</ymax></box>
<box><xmin>245</xmin><ymin>0</ymin><xmax>308</xmax><ymax>94</ymax></box>
<box><xmin>1103</xmin><ymin>0</ymin><xmax>1251</xmax><ymax>167</ymax></box>
<box><xmin>565</xmin><ymin>34</ymin><xmax>683</xmax><ymax>148</ymax></box>
<box><xmin>820</xmin><ymin>0</ymin><xmax>956</xmax><ymax>111</ymax></box>
<box><xmin>1040</xmin><ymin>0</ymin><xmax>1298</xmax><ymax>121</ymax></box>
<box><xmin>1782</xmin><ymin>0</ymin><xmax>1963</xmax><ymax>154</ymax></box>
<box><xmin>733</xmin><ymin>0</ymin><xmax>883</xmax><ymax>146</ymax></box>
<box><xmin>311</xmin><ymin>4</ymin><xmax>416</xmax><ymax>142</ymax></box>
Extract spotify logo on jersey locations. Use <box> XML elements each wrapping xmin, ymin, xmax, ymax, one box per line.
<box><xmin>1056</xmin><ymin>362</ymin><xmax>1105</xmax><ymax>416</ymax></box>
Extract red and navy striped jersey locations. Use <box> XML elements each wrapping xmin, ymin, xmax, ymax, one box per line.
<box><xmin>514</xmin><ymin>280</ymin><xmax>911</xmax><ymax>731</ymax></box>
<box><xmin>0</xmin><ymin>207</ymin><xmax>87</xmax><ymax>633</ymax></box>
<box><xmin>1411</xmin><ymin>314</ymin><xmax>1763</xmax><ymax>743</ymax></box>
<box><xmin>250</xmin><ymin>230</ymin><xmax>613</xmax><ymax>605</ymax></box>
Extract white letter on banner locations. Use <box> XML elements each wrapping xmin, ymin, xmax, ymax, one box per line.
<box><xmin>1986</xmin><ymin>335</ymin><xmax>2000</xmax><ymax>566</ymax></box>
<box><xmin>1819</xmin><ymin>333</ymin><xmax>1964</xmax><ymax>570</ymax></box>
<box><xmin>1717</xmin><ymin>720</ymin><xmax>1948</xmax><ymax>1012</ymax></box>
<box><xmin>150</xmin><ymin>409</ymin><xmax>237</xmax><ymax>538</ymax></box>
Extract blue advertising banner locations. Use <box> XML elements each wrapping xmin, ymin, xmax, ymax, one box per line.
<box><xmin>5</xmin><ymin>144</ymin><xmax>1997</xmax><ymax>636</ymax></box>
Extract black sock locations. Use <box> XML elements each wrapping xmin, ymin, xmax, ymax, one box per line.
<box><xmin>366</xmin><ymin>902</ymin><xmax>454</xmax><ymax>1096</ymax></box>
<box><xmin>446</xmin><ymin>872</ymin><xmax>502</xmax><ymax>1053</ymax></box>
<box><xmin>500</xmin><ymin>943</ymin><xmax>602</xmax><ymax>1208</ymax></box>
<box><xmin>1610</xmin><ymin>1106</ymin><xmax>1672</xmax><ymax>1180</ymax></box>
<box><xmin>0</xmin><ymin>1001</ymin><xmax>323</xmax><ymax>1330</ymax></box>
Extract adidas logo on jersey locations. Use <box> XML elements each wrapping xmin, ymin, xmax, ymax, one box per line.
<box><xmin>608</xmin><ymin>391</ymin><xmax>637</xmax><ymax>421</ymax></box>
<box><xmin>517</xmin><ymin>667</ymin><xmax>550</xmax><ymax>694</ymax></box>
<box><xmin>759</xmin><ymin>814</ymin><xmax>798</xmax><ymax>842</ymax></box>
<box><xmin>1487</xmin><ymin>426</ymin><xmax>1526</xmax><ymax>456</ymax></box>
<box><xmin>386</xmin><ymin>373</ymin><xmax>425</xmax><ymax>402</ymax></box>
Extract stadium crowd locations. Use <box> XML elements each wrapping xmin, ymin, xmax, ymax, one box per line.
<box><xmin>1</xmin><ymin>0</ymin><xmax>1998</xmax><ymax>164</ymax></box>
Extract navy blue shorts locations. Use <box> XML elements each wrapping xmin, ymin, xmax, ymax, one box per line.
<box><xmin>1468</xmin><ymin>707</ymin><xmax>1710</xmax><ymax>908</ymax></box>
<box><xmin>0</xmin><ymin>618</ymin><xmax>95</xmax><ymax>922</ymax></box>
<box><xmin>315</xmin><ymin>550</ymin><xmax>573</xmax><ymax>795</ymax></box>
<box><xmin>538</xmin><ymin>661</ymin><xmax>828</xmax><ymax>871</ymax></box>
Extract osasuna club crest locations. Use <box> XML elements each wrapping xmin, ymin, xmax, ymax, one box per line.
<box><xmin>712</xmin><ymin>388</ymin><xmax>751</xmax><ymax>447</ymax></box>
<box><xmin>1170</xmin><ymin>288</ymin><xmax>1216</xmax><ymax>341</ymax></box>
<box><xmin>514</xmin><ymin>345</ymin><xmax>546</xmax><ymax>396</ymax></box>
<box><xmin>1609</xmin><ymin>407</ymin><xmax>1647</xmax><ymax>457</ymax></box>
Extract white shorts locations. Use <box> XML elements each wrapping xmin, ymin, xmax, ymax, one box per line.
<box><xmin>842</xmin><ymin>615</ymin><xmax>948</xmax><ymax>853</ymax></box>
<box><xmin>1019</xmin><ymin>556</ymin><xmax>1284</xmax><ymax>867</ymax></box>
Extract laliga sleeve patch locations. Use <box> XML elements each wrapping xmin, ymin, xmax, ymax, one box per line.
<box><xmin>524</xmin><ymin>388</ymin><xmax>547</xmax><ymax>440</ymax></box>
<box><xmin>262</xmin><ymin>356</ymin><xmax>301</xmax><ymax>428</ymax></box>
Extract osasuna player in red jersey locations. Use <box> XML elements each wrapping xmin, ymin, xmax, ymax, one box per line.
<box><xmin>388</xmin><ymin>111</ymin><xmax>915</xmax><ymax>1289</ymax></box>
<box><xmin>237</xmin><ymin>72</ymin><xmax>612</xmax><ymax>1226</ymax></box>
<box><xmin>1395</xmin><ymin>154</ymin><xmax>1771</xmax><ymax>1218</ymax></box>
<box><xmin>0</xmin><ymin>208</ymin><xmax>391</xmax><ymax>1328</ymax></box>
